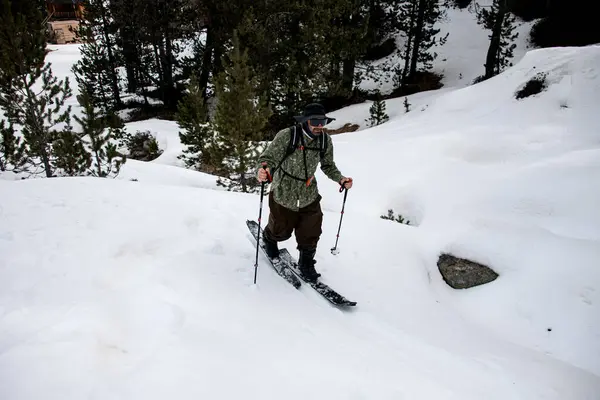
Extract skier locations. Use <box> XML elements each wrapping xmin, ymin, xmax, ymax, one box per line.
<box><xmin>256</xmin><ymin>103</ymin><xmax>353</xmax><ymax>282</ymax></box>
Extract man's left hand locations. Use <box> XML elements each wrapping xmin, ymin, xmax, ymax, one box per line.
<box><xmin>340</xmin><ymin>177</ymin><xmax>353</xmax><ymax>189</ymax></box>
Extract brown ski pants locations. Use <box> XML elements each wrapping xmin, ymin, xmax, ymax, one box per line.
<box><xmin>264</xmin><ymin>192</ymin><xmax>323</xmax><ymax>251</ymax></box>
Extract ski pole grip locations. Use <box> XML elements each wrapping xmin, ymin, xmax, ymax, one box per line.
<box><xmin>339</xmin><ymin>178</ymin><xmax>351</xmax><ymax>192</ymax></box>
<box><xmin>262</xmin><ymin>162</ymin><xmax>272</xmax><ymax>182</ymax></box>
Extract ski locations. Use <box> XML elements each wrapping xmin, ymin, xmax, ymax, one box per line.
<box><xmin>278</xmin><ymin>248</ymin><xmax>357</xmax><ymax>307</ymax></box>
<box><xmin>246</xmin><ymin>219</ymin><xmax>356</xmax><ymax>307</ymax></box>
<box><xmin>246</xmin><ymin>220</ymin><xmax>301</xmax><ymax>289</ymax></box>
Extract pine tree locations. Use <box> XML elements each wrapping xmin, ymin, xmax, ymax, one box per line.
<box><xmin>52</xmin><ymin>130</ymin><xmax>92</xmax><ymax>176</ymax></box>
<box><xmin>72</xmin><ymin>0</ymin><xmax>123</xmax><ymax>112</ymax></box>
<box><xmin>109</xmin><ymin>0</ymin><xmax>143</xmax><ymax>94</ymax></box>
<box><xmin>319</xmin><ymin>0</ymin><xmax>371</xmax><ymax>98</ymax></box>
<box><xmin>476</xmin><ymin>0</ymin><xmax>519</xmax><ymax>80</ymax></box>
<box><xmin>177</xmin><ymin>74</ymin><xmax>215</xmax><ymax>171</ymax></box>
<box><xmin>0</xmin><ymin>0</ymin><xmax>73</xmax><ymax>178</ymax></box>
<box><xmin>0</xmin><ymin>120</ymin><xmax>26</xmax><ymax>173</ymax></box>
<box><xmin>212</xmin><ymin>32</ymin><xmax>271</xmax><ymax>193</ymax></box>
<box><xmin>237</xmin><ymin>2</ymin><xmax>340</xmax><ymax>126</ymax></box>
<box><xmin>366</xmin><ymin>92</ymin><xmax>389</xmax><ymax>127</ymax></box>
<box><xmin>409</xmin><ymin>0</ymin><xmax>449</xmax><ymax>76</ymax></box>
<box><xmin>393</xmin><ymin>0</ymin><xmax>448</xmax><ymax>90</ymax></box>
<box><xmin>73</xmin><ymin>84</ymin><xmax>126</xmax><ymax>178</ymax></box>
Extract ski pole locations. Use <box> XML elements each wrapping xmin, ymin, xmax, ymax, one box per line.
<box><xmin>331</xmin><ymin>183</ymin><xmax>349</xmax><ymax>255</ymax></box>
<box><xmin>254</xmin><ymin>164</ymin><xmax>271</xmax><ymax>284</ymax></box>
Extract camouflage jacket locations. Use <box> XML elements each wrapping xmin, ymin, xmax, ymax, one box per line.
<box><xmin>257</xmin><ymin>125</ymin><xmax>344</xmax><ymax>211</ymax></box>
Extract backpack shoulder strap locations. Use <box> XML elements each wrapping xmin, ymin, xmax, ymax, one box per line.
<box><xmin>319</xmin><ymin>132</ymin><xmax>329</xmax><ymax>158</ymax></box>
<box><xmin>287</xmin><ymin>124</ymin><xmax>302</xmax><ymax>155</ymax></box>
<box><xmin>272</xmin><ymin>125</ymin><xmax>300</xmax><ymax>176</ymax></box>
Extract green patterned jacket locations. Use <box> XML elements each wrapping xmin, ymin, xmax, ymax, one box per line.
<box><xmin>257</xmin><ymin>126</ymin><xmax>344</xmax><ymax>211</ymax></box>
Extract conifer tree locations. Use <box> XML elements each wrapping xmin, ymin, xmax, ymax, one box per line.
<box><xmin>366</xmin><ymin>92</ymin><xmax>389</xmax><ymax>127</ymax></box>
<box><xmin>237</xmin><ymin>3</ymin><xmax>339</xmax><ymax>125</ymax></box>
<box><xmin>0</xmin><ymin>0</ymin><xmax>73</xmax><ymax>177</ymax></box>
<box><xmin>476</xmin><ymin>0</ymin><xmax>519</xmax><ymax>80</ymax></box>
<box><xmin>409</xmin><ymin>0</ymin><xmax>449</xmax><ymax>77</ymax></box>
<box><xmin>394</xmin><ymin>0</ymin><xmax>448</xmax><ymax>89</ymax></box>
<box><xmin>52</xmin><ymin>130</ymin><xmax>92</xmax><ymax>176</ymax></box>
<box><xmin>0</xmin><ymin>121</ymin><xmax>26</xmax><ymax>173</ymax></box>
<box><xmin>212</xmin><ymin>32</ymin><xmax>271</xmax><ymax>193</ymax></box>
<box><xmin>73</xmin><ymin>84</ymin><xmax>126</xmax><ymax>178</ymax></box>
<box><xmin>72</xmin><ymin>0</ymin><xmax>123</xmax><ymax>112</ymax></box>
<box><xmin>177</xmin><ymin>74</ymin><xmax>215</xmax><ymax>171</ymax></box>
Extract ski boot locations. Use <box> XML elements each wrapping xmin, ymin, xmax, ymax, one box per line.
<box><xmin>298</xmin><ymin>249</ymin><xmax>321</xmax><ymax>283</ymax></box>
<box><xmin>262</xmin><ymin>230</ymin><xmax>280</xmax><ymax>259</ymax></box>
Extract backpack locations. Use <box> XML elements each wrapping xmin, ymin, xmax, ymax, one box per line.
<box><xmin>285</xmin><ymin>123</ymin><xmax>328</xmax><ymax>159</ymax></box>
<box><xmin>271</xmin><ymin>124</ymin><xmax>328</xmax><ymax>186</ymax></box>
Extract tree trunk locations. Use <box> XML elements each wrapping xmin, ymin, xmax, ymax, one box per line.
<box><xmin>152</xmin><ymin>41</ymin><xmax>164</xmax><ymax>88</ymax></box>
<box><xmin>409</xmin><ymin>0</ymin><xmax>427</xmax><ymax>78</ymax></box>
<box><xmin>342</xmin><ymin>58</ymin><xmax>355</xmax><ymax>96</ymax></box>
<box><xmin>111</xmin><ymin>0</ymin><xmax>138</xmax><ymax>93</ymax></box>
<box><xmin>400</xmin><ymin>3</ymin><xmax>416</xmax><ymax>89</ymax></box>
<box><xmin>98</xmin><ymin>0</ymin><xmax>122</xmax><ymax>109</ymax></box>
<box><xmin>121</xmin><ymin>29</ymin><xmax>139</xmax><ymax>93</ymax></box>
<box><xmin>40</xmin><ymin>149</ymin><xmax>53</xmax><ymax>177</ymax></box>
<box><xmin>199</xmin><ymin>26</ymin><xmax>215</xmax><ymax>102</ymax></box>
<box><xmin>484</xmin><ymin>0</ymin><xmax>507</xmax><ymax>79</ymax></box>
<box><xmin>162</xmin><ymin>10</ymin><xmax>176</xmax><ymax>109</ymax></box>
<box><xmin>213</xmin><ymin>42</ymin><xmax>223</xmax><ymax>82</ymax></box>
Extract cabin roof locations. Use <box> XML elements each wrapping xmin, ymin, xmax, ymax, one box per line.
<box><xmin>47</xmin><ymin>0</ymin><xmax>83</xmax><ymax>4</ymax></box>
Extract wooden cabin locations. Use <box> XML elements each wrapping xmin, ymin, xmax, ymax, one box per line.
<box><xmin>45</xmin><ymin>0</ymin><xmax>85</xmax><ymax>44</ymax></box>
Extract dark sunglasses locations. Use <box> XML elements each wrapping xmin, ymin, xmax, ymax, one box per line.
<box><xmin>308</xmin><ymin>118</ymin><xmax>328</xmax><ymax>127</ymax></box>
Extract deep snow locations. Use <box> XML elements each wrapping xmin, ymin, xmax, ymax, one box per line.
<box><xmin>1</xmin><ymin>11</ymin><xmax>600</xmax><ymax>400</ymax></box>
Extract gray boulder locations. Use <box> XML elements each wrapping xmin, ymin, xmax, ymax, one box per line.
<box><xmin>437</xmin><ymin>253</ymin><xmax>499</xmax><ymax>289</ymax></box>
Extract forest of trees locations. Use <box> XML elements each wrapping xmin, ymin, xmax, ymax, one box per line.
<box><xmin>1</xmin><ymin>0</ymin><xmax>597</xmax><ymax>190</ymax></box>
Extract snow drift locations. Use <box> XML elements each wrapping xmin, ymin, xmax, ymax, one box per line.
<box><xmin>323</xmin><ymin>45</ymin><xmax>600</xmax><ymax>376</ymax></box>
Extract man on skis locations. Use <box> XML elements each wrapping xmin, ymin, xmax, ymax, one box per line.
<box><xmin>256</xmin><ymin>103</ymin><xmax>353</xmax><ymax>282</ymax></box>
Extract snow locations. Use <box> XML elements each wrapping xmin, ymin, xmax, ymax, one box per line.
<box><xmin>434</xmin><ymin>0</ymin><xmax>537</xmax><ymax>88</ymax></box>
<box><xmin>2</xmin><ymin>26</ymin><xmax>600</xmax><ymax>400</ymax></box>
<box><xmin>359</xmin><ymin>0</ymin><xmax>536</xmax><ymax>93</ymax></box>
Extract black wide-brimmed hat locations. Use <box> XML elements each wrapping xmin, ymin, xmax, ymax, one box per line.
<box><xmin>293</xmin><ymin>103</ymin><xmax>336</xmax><ymax>124</ymax></box>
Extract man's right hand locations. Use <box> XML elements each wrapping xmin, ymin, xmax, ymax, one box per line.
<box><xmin>257</xmin><ymin>166</ymin><xmax>271</xmax><ymax>182</ymax></box>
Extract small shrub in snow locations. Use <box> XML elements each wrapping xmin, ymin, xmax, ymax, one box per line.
<box><xmin>122</xmin><ymin>130</ymin><xmax>163</xmax><ymax>161</ymax></box>
<box><xmin>472</xmin><ymin>75</ymin><xmax>486</xmax><ymax>84</ymax></box>
<box><xmin>366</xmin><ymin>93</ymin><xmax>389</xmax><ymax>127</ymax></box>
<box><xmin>381</xmin><ymin>209</ymin><xmax>411</xmax><ymax>225</ymax></box>
<box><xmin>515</xmin><ymin>72</ymin><xmax>548</xmax><ymax>100</ymax></box>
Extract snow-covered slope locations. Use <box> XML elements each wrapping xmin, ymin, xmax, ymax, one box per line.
<box><xmin>434</xmin><ymin>0</ymin><xmax>537</xmax><ymax>88</ymax></box>
<box><xmin>323</xmin><ymin>44</ymin><xmax>600</xmax><ymax>373</ymax></box>
<box><xmin>359</xmin><ymin>0</ymin><xmax>537</xmax><ymax>93</ymax></box>
<box><xmin>0</xmin><ymin>175</ymin><xmax>597</xmax><ymax>400</ymax></box>
<box><xmin>2</xmin><ymin>42</ymin><xmax>600</xmax><ymax>399</ymax></box>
